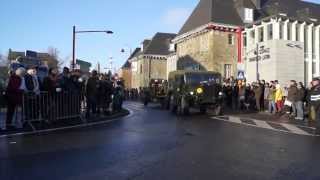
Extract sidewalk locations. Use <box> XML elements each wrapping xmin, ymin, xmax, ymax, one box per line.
<box><xmin>224</xmin><ymin>110</ymin><xmax>317</xmax><ymax>129</ymax></box>
<box><xmin>0</xmin><ymin>109</ymin><xmax>129</xmax><ymax>137</ymax></box>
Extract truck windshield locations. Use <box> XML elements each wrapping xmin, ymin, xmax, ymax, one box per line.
<box><xmin>185</xmin><ymin>73</ymin><xmax>220</xmax><ymax>85</ymax></box>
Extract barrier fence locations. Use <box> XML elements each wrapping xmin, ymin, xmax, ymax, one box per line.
<box><xmin>22</xmin><ymin>91</ymin><xmax>86</xmax><ymax>130</ymax></box>
<box><xmin>0</xmin><ymin>90</ymin><xmax>122</xmax><ymax>131</ymax></box>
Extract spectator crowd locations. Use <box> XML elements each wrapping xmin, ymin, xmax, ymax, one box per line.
<box><xmin>0</xmin><ymin>66</ymin><xmax>125</xmax><ymax>130</ymax></box>
<box><xmin>221</xmin><ymin>77</ymin><xmax>318</xmax><ymax>121</ymax></box>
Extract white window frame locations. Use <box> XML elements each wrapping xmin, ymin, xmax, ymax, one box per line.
<box><xmin>244</xmin><ymin>8</ymin><xmax>254</xmax><ymax>22</ymax></box>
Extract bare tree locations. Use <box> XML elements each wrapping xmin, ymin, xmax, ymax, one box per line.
<box><xmin>45</xmin><ymin>46</ymin><xmax>65</xmax><ymax>69</ymax></box>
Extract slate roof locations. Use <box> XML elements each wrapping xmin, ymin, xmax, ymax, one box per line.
<box><xmin>122</xmin><ymin>48</ymin><xmax>142</xmax><ymax>69</ymax></box>
<box><xmin>179</xmin><ymin>0</ymin><xmax>320</xmax><ymax>35</ymax></box>
<box><xmin>179</xmin><ymin>0</ymin><xmax>244</xmax><ymax>35</ymax></box>
<box><xmin>128</xmin><ymin>48</ymin><xmax>141</xmax><ymax>60</ymax></box>
<box><xmin>143</xmin><ymin>32</ymin><xmax>176</xmax><ymax>56</ymax></box>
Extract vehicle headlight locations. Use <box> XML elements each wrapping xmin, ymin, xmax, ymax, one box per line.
<box><xmin>190</xmin><ymin>91</ymin><xmax>194</xmax><ymax>95</ymax></box>
<box><xmin>219</xmin><ymin>92</ymin><xmax>223</xmax><ymax>96</ymax></box>
<box><xmin>196</xmin><ymin>88</ymin><xmax>203</xmax><ymax>94</ymax></box>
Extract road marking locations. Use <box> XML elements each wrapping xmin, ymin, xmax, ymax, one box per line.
<box><xmin>281</xmin><ymin>123</ymin><xmax>311</xmax><ymax>136</ymax></box>
<box><xmin>229</xmin><ymin>116</ymin><xmax>242</xmax><ymax>124</ymax></box>
<box><xmin>253</xmin><ymin>120</ymin><xmax>274</xmax><ymax>130</ymax></box>
<box><xmin>212</xmin><ymin>116</ymin><xmax>316</xmax><ymax>137</ymax></box>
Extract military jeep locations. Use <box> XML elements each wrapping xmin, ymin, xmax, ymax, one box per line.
<box><xmin>167</xmin><ymin>70</ymin><xmax>223</xmax><ymax>115</ymax></box>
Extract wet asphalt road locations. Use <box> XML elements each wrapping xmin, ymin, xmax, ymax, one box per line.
<box><xmin>1</xmin><ymin>101</ymin><xmax>320</xmax><ymax>180</ymax></box>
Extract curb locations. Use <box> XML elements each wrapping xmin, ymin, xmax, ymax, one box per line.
<box><xmin>0</xmin><ymin>109</ymin><xmax>130</xmax><ymax>139</ymax></box>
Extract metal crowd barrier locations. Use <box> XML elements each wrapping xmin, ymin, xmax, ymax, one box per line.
<box><xmin>0</xmin><ymin>91</ymin><xmax>6</xmax><ymax>130</ymax></box>
<box><xmin>22</xmin><ymin>91</ymin><xmax>86</xmax><ymax>130</ymax></box>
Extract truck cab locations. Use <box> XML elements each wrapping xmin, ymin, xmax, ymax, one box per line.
<box><xmin>168</xmin><ymin>70</ymin><xmax>223</xmax><ymax>115</ymax></box>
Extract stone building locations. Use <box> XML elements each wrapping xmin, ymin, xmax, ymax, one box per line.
<box><xmin>171</xmin><ymin>0</ymin><xmax>250</xmax><ymax>79</ymax></box>
<box><xmin>172</xmin><ymin>0</ymin><xmax>320</xmax><ymax>84</ymax></box>
<box><xmin>130</xmin><ymin>33</ymin><xmax>176</xmax><ymax>88</ymax></box>
<box><xmin>242</xmin><ymin>0</ymin><xmax>320</xmax><ymax>84</ymax></box>
<box><xmin>119</xmin><ymin>48</ymin><xmax>141</xmax><ymax>89</ymax></box>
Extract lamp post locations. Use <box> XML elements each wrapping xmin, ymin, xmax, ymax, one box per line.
<box><xmin>72</xmin><ymin>25</ymin><xmax>113</xmax><ymax>70</ymax></box>
<box><xmin>256</xmin><ymin>43</ymin><xmax>260</xmax><ymax>81</ymax></box>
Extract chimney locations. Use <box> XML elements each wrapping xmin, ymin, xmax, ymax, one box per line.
<box><xmin>251</xmin><ymin>0</ymin><xmax>261</xmax><ymax>9</ymax></box>
<box><xmin>141</xmin><ymin>39</ymin><xmax>150</xmax><ymax>52</ymax></box>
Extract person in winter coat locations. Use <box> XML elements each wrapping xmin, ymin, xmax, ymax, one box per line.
<box><xmin>6</xmin><ymin>67</ymin><xmax>26</xmax><ymax>129</ymax></box>
<box><xmin>24</xmin><ymin>67</ymin><xmax>41</xmax><ymax>120</ymax></box>
<box><xmin>287</xmin><ymin>80</ymin><xmax>298</xmax><ymax>116</ymax></box>
<box><xmin>42</xmin><ymin>68</ymin><xmax>59</xmax><ymax>94</ymax></box>
<box><xmin>295</xmin><ymin>82</ymin><xmax>306</xmax><ymax>120</ymax></box>
<box><xmin>309</xmin><ymin>78</ymin><xmax>320</xmax><ymax>134</ymax></box>
<box><xmin>268</xmin><ymin>84</ymin><xmax>276</xmax><ymax>114</ymax></box>
<box><xmin>275</xmin><ymin>84</ymin><xmax>284</xmax><ymax>113</ymax></box>
<box><xmin>238</xmin><ymin>82</ymin><xmax>246</xmax><ymax>110</ymax></box>
<box><xmin>253</xmin><ymin>82</ymin><xmax>263</xmax><ymax>111</ymax></box>
<box><xmin>85</xmin><ymin>70</ymin><xmax>99</xmax><ymax>118</ymax></box>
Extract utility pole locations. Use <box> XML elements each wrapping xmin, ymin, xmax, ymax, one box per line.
<box><xmin>256</xmin><ymin>43</ymin><xmax>259</xmax><ymax>82</ymax></box>
<box><xmin>72</xmin><ymin>26</ymin><xmax>76</xmax><ymax>70</ymax></box>
<box><xmin>71</xmin><ymin>26</ymin><xmax>113</xmax><ymax>71</ymax></box>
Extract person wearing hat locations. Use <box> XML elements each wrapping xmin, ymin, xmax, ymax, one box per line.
<box><xmin>309</xmin><ymin>77</ymin><xmax>320</xmax><ymax>134</ymax></box>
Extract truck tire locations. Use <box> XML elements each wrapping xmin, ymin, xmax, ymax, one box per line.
<box><xmin>213</xmin><ymin>105</ymin><xmax>222</xmax><ymax>116</ymax></box>
<box><xmin>200</xmin><ymin>106</ymin><xmax>207</xmax><ymax>114</ymax></box>
<box><xmin>181</xmin><ymin>97</ymin><xmax>189</xmax><ymax>115</ymax></box>
<box><xmin>170</xmin><ymin>97</ymin><xmax>177</xmax><ymax>113</ymax></box>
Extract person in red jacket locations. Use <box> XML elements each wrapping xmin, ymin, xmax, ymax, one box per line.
<box><xmin>6</xmin><ymin>68</ymin><xmax>26</xmax><ymax>129</ymax></box>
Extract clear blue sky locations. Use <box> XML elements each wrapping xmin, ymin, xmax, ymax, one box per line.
<box><xmin>0</xmin><ymin>0</ymin><xmax>319</xmax><ymax>71</ymax></box>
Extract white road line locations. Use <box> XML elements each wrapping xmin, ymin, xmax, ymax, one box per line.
<box><xmin>212</xmin><ymin>116</ymin><xmax>318</xmax><ymax>137</ymax></box>
<box><xmin>254</xmin><ymin>120</ymin><xmax>274</xmax><ymax>130</ymax></box>
<box><xmin>229</xmin><ymin>116</ymin><xmax>242</xmax><ymax>124</ymax></box>
<box><xmin>281</xmin><ymin>123</ymin><xmax>311</xmax><ymax>136</ymax></box>
<box><xmin>126</xmin><ymin>104</ymin><xmax>144</xmax><ymax>108</ymax></box>
<box><xmin>0</xmin><ymin>115</ymin><xmax>127</xmax><ymax>139</ymax></box>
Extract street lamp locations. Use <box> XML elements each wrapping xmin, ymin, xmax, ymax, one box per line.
<box><xmin>245</xmin><ymin>43</ymin><xmax>260</xmax><ymax>82</ymax></box>
<box><xmin>72</xmin><ymin>25</ymin><xmax>113</xmax><ymax>70</ymax></box>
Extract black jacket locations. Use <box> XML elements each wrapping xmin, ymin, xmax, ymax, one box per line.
<box><xmin>308</xmin><ymin>85</ymin><xmax>320</xmax><ymax>110</ymax></box>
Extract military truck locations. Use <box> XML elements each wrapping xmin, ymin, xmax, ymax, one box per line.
<box><xmin>142</xmin><ymin>79</ymin><xmax>168</xmax><ymax>107</ymax></box>
<box><xmin>167</xmin><ymin>70</ymin><xmax>223</xmax><ymax>115</ymax></box>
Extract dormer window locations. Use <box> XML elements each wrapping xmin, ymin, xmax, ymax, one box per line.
<box><xmin>244</xmin><ymin>8</ymin><xmax>254</xmax><ymax>22</ymax></box>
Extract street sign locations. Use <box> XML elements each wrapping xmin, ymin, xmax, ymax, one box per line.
<box><xmin>237</xmin><ymin>71</ymin><xmax>245</xmax><ymax>80</ymax></box>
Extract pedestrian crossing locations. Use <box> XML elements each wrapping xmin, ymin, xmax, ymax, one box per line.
<box><xmin>125</xmin><ymin>103</ymin><xmax>144</xmax><ymax>111</ymax></box>
<box><xmin>212</xmin><ymin>116</ymin><xmax>317</xmax><ymax>137</ymax></box>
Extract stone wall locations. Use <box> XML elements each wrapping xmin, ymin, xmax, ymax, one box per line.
<box><xmin>119</xmin><ymin>68</ymin><xmax>132</xmax><ymax>89</ymax></box>
<box><xmin>176</xmin><ymin>30</ymin><xmax>238</xmax><ymax>78</ymax></box>
<box><xmin>131</xmin><ymin>55</ymin><xmax>167</xmax><ymax>88</ymax></box>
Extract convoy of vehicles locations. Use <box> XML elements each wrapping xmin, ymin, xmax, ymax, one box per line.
<box><xmin>142</xmin><ymin>70</ymin><xmax>224</xmax><ymax>116</ymax></box>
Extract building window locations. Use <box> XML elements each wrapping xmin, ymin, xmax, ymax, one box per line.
<box><xmin>250</xmin><ymin>30</ymin><xmax>255</xmax><ymax>43</ymax></box>
<box><xmin>224</xmin><ymin>64</ymin><xmax>232</xmax><ymax>79</ymax></box>
<box><xmin>279</xmin><ymin>22</ymin><xmax>284</xmax><ymax>39</ymax></box>
<box><xmin>243</xmin><ymin>33</ymin><xmax>247</xmax><ymax>47</ymax></box>
<box><xmin>267</xmin><ymin>24</ymin><xmax>273</xmax><ymax>40</ymax></box>
<box><xmin>304</xmin><ymin>26</ymin><xmax>308</xmax><ymax>58</ymax></box>
<box><xmin>228</xmin><ymin>34</ymin><xmax>234</xmax><ymax>45</ymax></box>
<box><xmin>259</xmin><ymin>27</ymin><xmax>264</xmax><ymax>42</ymax></box>
<box><xmin>296</xmin><ymin>25</ymin><xmax>300</xmax><ymax>41</ymax></box>
<box><xmin>140</xmin><ymin>64</ymin><xmax>143</xmax><ymax>74</ymax></box>
<box><xmin>287</xmin><ymin>23</ymin><xmax>291</xmax><ymax>40</ymax></box>
<box><xmin>244</xmin><ymin>8</ymin><xmax>254</xmax><ymax>22</ymax></box>
<box><xmin>312</xmin><ymin>28</ymin><xmax>315</xmax><ymax>59</ymax></box>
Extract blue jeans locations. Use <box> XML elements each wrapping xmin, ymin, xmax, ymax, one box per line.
<box><xmin>295</xmin><ymin>101</ymin><xmax>304</xmax><ymax>120</ymax></box>
<box><xmin>268</xmin><ymin>100</ymin><xmax>276</xmax><ymax>114</ymax></box>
